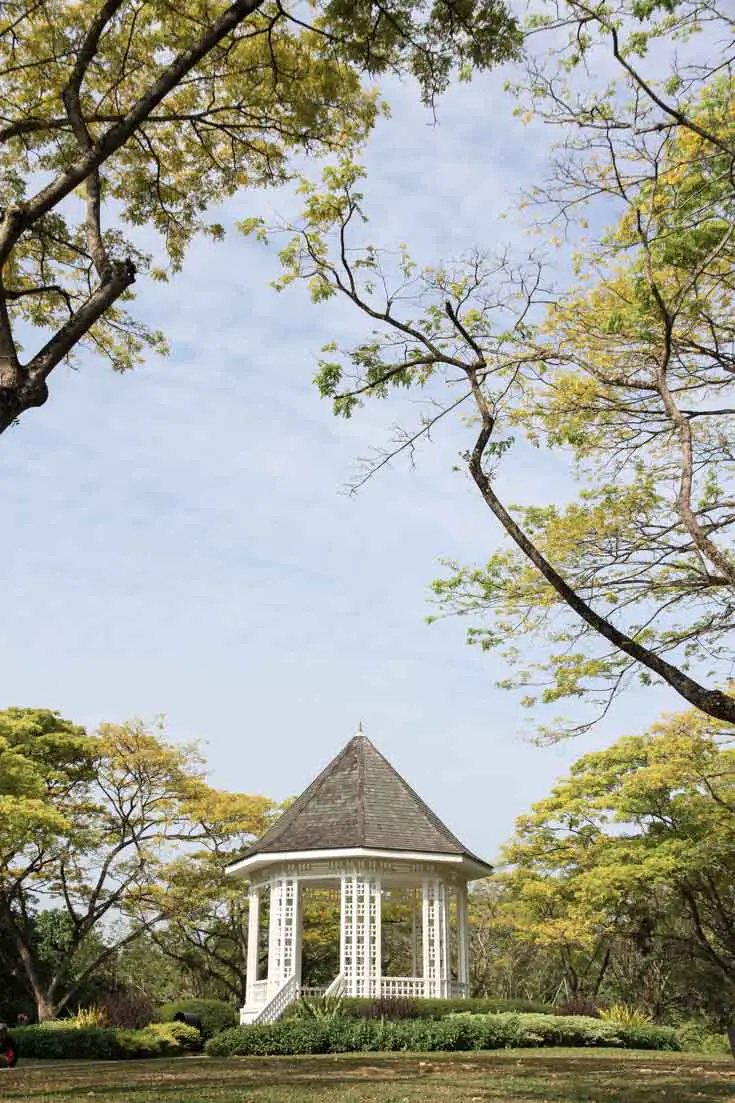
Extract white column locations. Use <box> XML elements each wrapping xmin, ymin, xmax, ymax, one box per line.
<box><xmin>457</xmin><ymin>881</ymin><xmax>470</xmax><ymax>995</ymax></box>
<box><xmin>295</xmin><ymin>883</ymin><xmax>304</xmax><ymax>990</ymax></box>
<box><xmin>443</xmin><ymin>884</ymin><xmax>452</xmax><ymax>996</ymax></box>
<box><xmin>245</xmin><ymin>884</ymin><xmax>260</xmax><ymax>1005</ymax></box>
<box><xmin>422</xmin><ymin>879</ymin><xmax>435</xmax><ymax>996</ymax></box>
<box><xmin>410</xmin><ymin>887</ymin><xmax>418</xmax><ymax>977</ymax></box>
<box><xmin>372</xmin><ymin>877</ymin><xmax>382</xmax><ymax>998</ymax></box>
<box><xmin>438</xmin><ymin>881</ymin><xmax>450</xmax><ymax>997</ymax></box>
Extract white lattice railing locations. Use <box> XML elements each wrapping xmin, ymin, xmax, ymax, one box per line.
<box><xmin>253</xmin><ymin>974</ymin><xmax>298</xmax><ymax>1024</ymax></box>
<box><xmin>324</xmin><ymin>972</ymin><xmax>345</xmax><ymax>997</ymax></box>
<box><xmin>380</xmin><ymin>977</ymin><xmax>426</xmax><ymax>999</ymax></box>
<box><xmin>298</xmin><ymin>986</ymin><xmax>327</xmax><ymax>999</ymax></box>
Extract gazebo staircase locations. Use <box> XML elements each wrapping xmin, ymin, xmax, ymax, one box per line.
<box><xmin>251</xmin><ymin>972</ymin><xmax>344</xmax><ymax>1025</ymax></box>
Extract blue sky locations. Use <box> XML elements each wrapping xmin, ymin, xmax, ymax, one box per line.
<box><xmin>2</xmin><ymin>58</ymin><xmax>681</xmax><ymax>862</ymax></box>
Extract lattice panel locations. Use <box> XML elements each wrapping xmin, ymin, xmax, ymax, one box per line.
<box><xmin>422</xmin><ymin>878</ymin><xmax>449</xmax><ymax>997</ymax></box>
<box><xmin>267</xmin><ymin>876</ymin><xmax>299</xmax><ymax>986</ymax></box>
<box><xmin>341</xmin><ymin>873</ymin><xmax>381</xmax><ymax>997</ymax></box>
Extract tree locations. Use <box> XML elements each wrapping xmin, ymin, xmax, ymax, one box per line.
<box><xmin>0</xmin><ymin>707</ymin><xmax>270</xmax><ymax>1019</ymax></box>
<box><xmin>0</xmin><ymin>0</ymin><xmax>519</xmax><ymax>434</ymax></box>
<box><xmin>151</xmin><ymin>789</ymin><xmax>276</xmax><ymax>1004</ymax></box>
<box><xmin>499</xmin><ymin>706</ymin><xmax>735</xmax><ymax>1028</ymax></box>
<box><xmin>467</xmin><ymin>880</ymin><xmax>569</xmax><ymax>1003</ymax></box>
<box><xmin>243</xmin><ymin>0</ymin><xmax>735</xmax><ymax>738</ymax></box>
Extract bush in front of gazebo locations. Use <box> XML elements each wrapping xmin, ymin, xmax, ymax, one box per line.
<box><xmin>156</xmin><ymin>998</ymin><xmax>238</xmax><ymax>1039</ymax></box>
<box><xmin>331</xmin><ymin>996</ymin><xmax>555</xmax><ymax>1020</ymax></box>
<box><xmin>281</xmin><ymin>996</ymin><xmax>554</xmax><ymax>1023</ymax></box>
<box><xmin>205</xmin><ymin>1012</ymin><xmax>681</xmax><ymax>1057</ymax></box>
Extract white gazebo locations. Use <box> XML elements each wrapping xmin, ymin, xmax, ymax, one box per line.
<box><xmin>226</xmin><ymin>727</ymin><xmax>492</xmax><ymax>1024</ymax></box>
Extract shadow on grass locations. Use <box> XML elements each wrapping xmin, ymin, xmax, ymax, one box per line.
<box><xmin>3</xmin><ymin>1053</ymin><xmax>735</xmax><ymax>1103</ymax></box>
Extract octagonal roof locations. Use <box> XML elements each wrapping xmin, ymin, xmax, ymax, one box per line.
<box><xmin>227</xmin><ymin>729</ymin><xmax>492</xmax><ymax>878</ymax></box>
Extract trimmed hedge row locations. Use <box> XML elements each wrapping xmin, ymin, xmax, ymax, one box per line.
<box><xmin>14</xmin><ymin>1021</ymin><xmax>201</xmax><ymax>1060</ymax></box>
<box><xmin>156</xmin><ymin>998</ymin><xmax>237</xmax><ymax>1039</ymax></box>
<box><xmin>205</xmin><ymin>1012</ymin><xmax>681</xmax><ymax>1057</ymax></box>
<box><xmin>327</xmin><ymin>997</ymin><xmax>555</xmax><ymax>1020</ymax></box>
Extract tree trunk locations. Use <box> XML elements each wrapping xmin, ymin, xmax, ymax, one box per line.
<box><xmin>727</xmin><ymin>1024</ymin><xmax>735</xmax><ymax>1063</ymax></box>
<box><xmin>35</xmin><ymin>994</ymin><xmax>58</xmax><ymax>1023</ymax></box>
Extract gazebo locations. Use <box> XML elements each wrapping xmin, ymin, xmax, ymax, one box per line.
<box><xmin>226</xmin><ymin>727</ymin><xmax>492</xmax><ymax>1024</ymax></box>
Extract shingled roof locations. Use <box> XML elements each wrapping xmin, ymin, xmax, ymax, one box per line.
<box><xmin>231</xmin><ymin>731</ymin><xmax>491</xmax><ymax>873</ymax></box>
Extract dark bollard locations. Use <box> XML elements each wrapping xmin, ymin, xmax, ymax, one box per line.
<box><xmin>173</xmin><ymin>1011</ymin><xmax>203</xmax><ymax>1034</ymax></box>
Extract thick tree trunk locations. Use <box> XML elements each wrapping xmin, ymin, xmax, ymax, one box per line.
<box><xmin>0</xmin><ymin>387</ymin><xmax>22</xmax><ymax>431</ymax></box>
<box><xmin>0</xmin><ymin>379</ymin><xmax>49</xmax><ymax>433</ymax></box>
<box><xmin>35</xmin><ymin>995</ymin><xmax>58</xmax><ymax>1024</ymax></box>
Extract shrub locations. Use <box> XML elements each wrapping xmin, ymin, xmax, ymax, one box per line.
<box><xmin>335</xmin><ymin>996</ymin><xmax>553</xmax><ymax>1021</ymax></box>
<box><xmin>156</xmin><ymin>998</ymin><xmax>237</xmax><ymax>1039</ymax></box>
<box><xmin>675</xmin><ymin>1019</ymin><xmax>731</xmax><ymax>1055</ymax></box>
<box><xmin>68</xmin><ymin>1006</ymin><xmax>107</xmax><ymax>1028</ymax></box>
<box><xmin>598</xmin><ymin>1004</ymin><xmax>653</xmax><ymax>1028</ymax></box>
<box><xmin>555</xmin><ymin>997</ymin><xmax>601</xmax><ymax>1019</ymax></box>
<box><xmin>289</xmin><ymin>995</ymin><xmax>346</xmax><ymax>1021</ymax></box>
<box><xmin>204</xmin><ymin>1011</ymin><xmax>680</xmax><ymax>1058</ymax></box>
<box><xmin>147</xmin><ymin>1021</ymin><xmax>202</xmax><ymax>1052</ymax></box>
<box><xmin>101</xmin><ymin>989</ymin><xmax>156</xmax><ymax>1029</ymax></box>
<box><xmin>353</xmin><ymin>997</ymin><xmax>421</xmax><ymax>1021</ymax></box>
<box><xmin>13</xmin><ymin>1024</ymin><xmax>194</xmax><ymax>1060</ymax></box>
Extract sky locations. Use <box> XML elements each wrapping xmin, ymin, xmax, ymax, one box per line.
<box><xmin>2</xmin><ymin>46</ymin><xmax>683</xmax><ymax>864</ymax></box>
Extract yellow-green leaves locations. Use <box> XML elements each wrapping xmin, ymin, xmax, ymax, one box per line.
<box><xmin>1</xmin><ymin>0</ymin><xmax>519</xmax><ymax>431</ymax></box>
<box><xmin>0</xmin><ymin>707</ymin><xmax>274</xmax><ymax>1019</ymax></box>
<box><xmin>500</xmin><ymin>706</ymin><xmax>735</xmax><ymax>995</ymax></box>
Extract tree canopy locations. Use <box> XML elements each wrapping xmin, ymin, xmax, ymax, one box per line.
<box><xmin>498</xmin><ymin>706</ymin><xmax>735</xmax><ymax>1020</ymax></box>
<box><xmin>0</xmin><ymin>0</ymin><xmax>519</xmax><ymax>433</ymax></box>
<box><xmin>244</xmin><ymin>0</ymin><xmax>735</xmax><ymax>737</ymax></box>
<box><xmin>0</xmin><ymin>707</ymin><xmax>271</xmax><ymax>1019</ymax></box>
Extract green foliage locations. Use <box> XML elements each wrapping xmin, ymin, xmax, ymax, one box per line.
<box><xmin>342</xmin><ymin>997</ymin><xmax>421</xmax><ymax>1021</ymax></box>
<box><xmin>156</xmin><ymin>998</ymin><xmax>237</xmax><ymax>1039</ymax></box>
<box><xmin>334</xmin><ymin>996</ymin><xmax>554</xmax><ymax>1020</ymax></box>
<box><xmin>205</xmin><ymin>1012</ymin><xmax>681</xmax><ymax>1057</ymax></box>
<box><xmin>289</xmin><ymin>995</ymin><xmax>346</xmax><ymax>1021</ymax></box>
<box><xmin>599</xmin><ymin>1005</ymin><xmax>653</xmax><ymax>1028</ymax></box>
<box><xmin>498</xmin><ymin>706</ymin><xmax>735</xmax><ymax>1023</ymax></box>
<box><xmin>675</xmin><ymin>1020</ymin><xmax>731</xmax><ymax>1055</ymax></box>
<box><xmin>0</xmin><ymin>708</ymin><xmax>92</xmax><ymax>856</ymax></box>
<box><xmin>67</xmin><ymin>1006</ymin><xmax>107</xmax><ymax>1029</ymax></box>
<box><xmin>146</xmin><ymin>1022</ymin><xmax>202</xmax><ymax>1052</ymax></box>
<box><xmin>249</xmin><ymin>4</ymin><xmax>735</xmax><ymax>736</ymax></box>
<box><xmin>1</xmin><ymin>1049</ymin><xmax>727</xmax><ymax>1101</ymax></box>
<box><xmin>555</xmin><ymin>999</ymin><xmax>602</xmax><ymax>1019</ymax></box>
<box><xmin>13</xmin><ymin>1023</ymin><xmax>197</xmax><ymax>1060</ymax></box>
<box><xmin>0</xmin><ymin>0</ymin><xmax>519</xmax><ymax>432</ymax></box>
<box><xmin>0</xmin><ymin>707</ymin><xmax>272</xmax><ymax>1021</ymax></box>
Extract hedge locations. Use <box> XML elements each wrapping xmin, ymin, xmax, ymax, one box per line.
<box><xmin>156</xmin><ymin>998</ymin><xmax>237</xmax><ymax>1038</ymax></box>
<box><xmin>311</xmin><ymin>997</ymin><xmax>555</xmax><ymax>1021</ymax></box>
<box><xmin>13</xmin><ymin>1021</ymin><xmax>201</xmax><ymax>1060</ymax></box>
<box><xmin>205</xmin><ymin>1012</ymin><xmax>681</xmax><ymax>1057</ymax></box>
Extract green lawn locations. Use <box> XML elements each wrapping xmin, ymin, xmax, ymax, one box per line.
<box><xmin>2</xmin><ymin>1050</ymin><xmax>735</xmax><ymax>1103</ymax></box>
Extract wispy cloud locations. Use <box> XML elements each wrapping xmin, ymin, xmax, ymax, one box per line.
<box><xmin>1</xmin><ymin>63</ymin><xmax>679</xmax><ymax>860</ymax></box>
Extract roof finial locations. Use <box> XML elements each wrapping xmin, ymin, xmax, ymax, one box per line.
<box><xmin>357</xmin><ymin>719</ymin><xmax>364</xmax><ymax>736</ymax></box>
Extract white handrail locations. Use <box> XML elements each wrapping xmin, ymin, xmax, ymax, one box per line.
<box><xmin>324</xmin><ymin>972</ymin><xmax>344</xmax><ymax>997</ymax></box>
<box><xmin>253</xmin><ymin>974</ymin><xmax>298</xmax><ymax>1024</ymax></box>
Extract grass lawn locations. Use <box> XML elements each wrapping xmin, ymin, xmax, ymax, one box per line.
<box><xmin>2</xmin><ymin>1050</ymin><xmax>735</xmax><ymax>1103</ymax></box>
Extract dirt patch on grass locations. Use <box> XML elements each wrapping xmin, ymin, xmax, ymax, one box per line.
<box><xmin>2</xmin><ymin>1049</ymin><xmax>734</xmax><ymax>1103</ymax></box>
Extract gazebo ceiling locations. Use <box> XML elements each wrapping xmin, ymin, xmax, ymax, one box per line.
<box><xmin>227</xmin><ymin>730</ymin><xmax>492</xmax><ymax>876</ymax></box>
